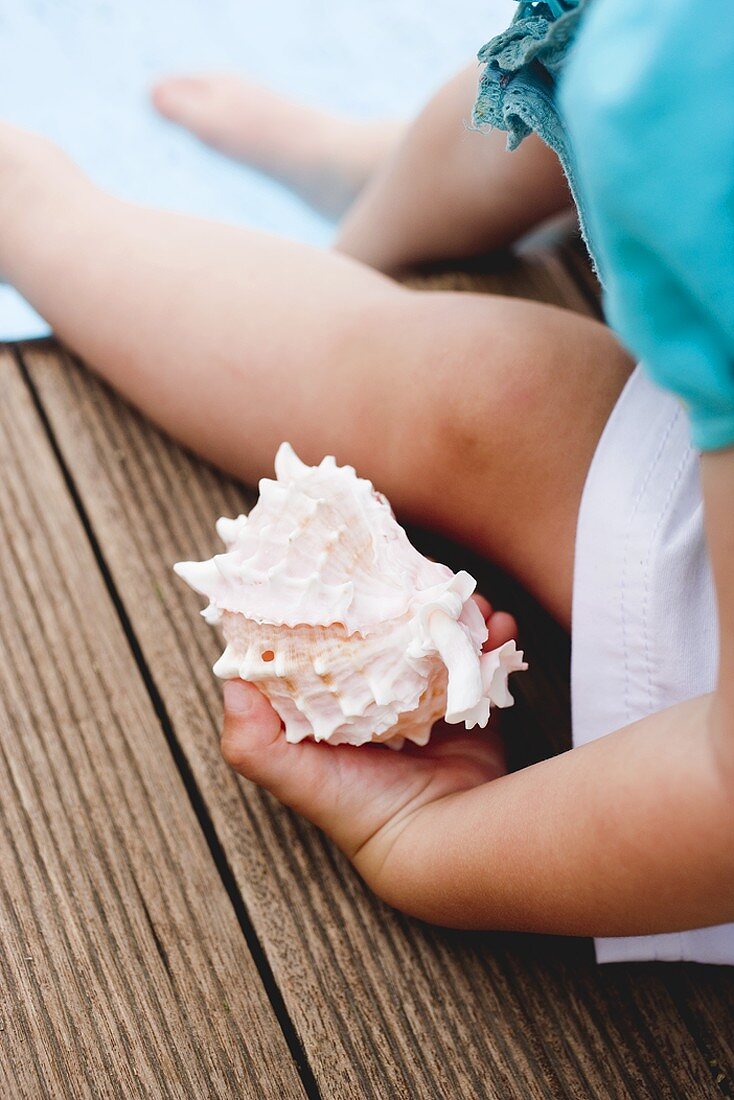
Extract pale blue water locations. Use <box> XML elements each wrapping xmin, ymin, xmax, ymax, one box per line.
<box><xmin>0</xmin><ymin>0</ymin><xmax>513</xmax><ymax>340</ymax></box>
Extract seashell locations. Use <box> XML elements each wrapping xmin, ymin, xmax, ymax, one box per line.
<box><xmin>174</xmin><ymin>443</ymin><xmax>527</xmax><ymax>748</ymax></box>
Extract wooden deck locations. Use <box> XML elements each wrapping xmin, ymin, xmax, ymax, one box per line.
<box><xmin>1</xmin><ymin>239</ymin><xmax>733</xmax><ymax>1099</ymax></box>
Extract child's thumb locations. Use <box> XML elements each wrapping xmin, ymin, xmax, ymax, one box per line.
<box><xmin>220</xmin><ymin>680</ymin><xmax>284</xmax><ymax>778</ymax></box>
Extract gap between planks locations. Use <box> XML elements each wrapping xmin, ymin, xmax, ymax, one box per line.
<box><xmin>13</xmin><ymin>346</ymin><xmax>322</xmax><ymax>1100</ymax></box>
<box><xmin>0</xmin><ymin>350</ymin><xmax>312</xmax><ymax>1100</ymax></box>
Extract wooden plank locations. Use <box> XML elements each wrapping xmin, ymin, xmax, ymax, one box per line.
<box><xmin>0</xmin><ymin>352</ymin><xmax>306</xmax><ymax>1099</ymax></box>
<box><xmin>665</xmin><ymin>966</ymin><xmax>734</xmax><ymax>1097</ymax></box>
<box><xmin>23</xmin><ymin>335</ymin><xmax>733</xmax><ymax>1100</ymax></box>
<box><xmin>401</xmin><ymin>233</ymin><xmax>598</xmax><ymax>320</ymax></box>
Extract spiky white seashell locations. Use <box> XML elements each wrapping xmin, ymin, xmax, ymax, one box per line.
<box><xmin>175</xmin><ymin>443</ymin><xmax>527</xmax><ymax>748</ymax></box>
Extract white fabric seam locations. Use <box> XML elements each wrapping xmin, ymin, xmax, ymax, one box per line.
<box><xmin>621</xmin><ymin>407</ymin><xmax>680</xmax><ymax>724</ymax></box>
<box><xmin>641</xmin><ymin>444</ymin><xmax>691</xmax><ymax>712</ymax></box>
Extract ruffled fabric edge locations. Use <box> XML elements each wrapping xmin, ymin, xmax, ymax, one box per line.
<box><xmin>472</xmin><ymin>3</ymin><xmax>586</xmax><ymax>147</ymax></box>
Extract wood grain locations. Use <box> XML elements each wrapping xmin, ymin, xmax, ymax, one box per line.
<box><xmin>0</xmin><ymin>352</ymin><xmax>306</xmax><ymax>1099</ymax></box>
<box><xmin>401</xmin><ymin>230</ymin><xmax>598</xmax><ymax>320</ymax></box>
<box><xmin>21</xmin><ymin>241</ymin><xmax>733</xmax><ymax>1100</ymax></box>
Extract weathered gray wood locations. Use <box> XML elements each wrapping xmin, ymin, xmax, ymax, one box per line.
<box><xmin>22</xmin><ymin>272</ymin><xmax>733</xmax><ymax>1099</ymax></box>
<box><xmin>0</xmin><ymin>352</ymin><xmax>306</xmax><ymax>1099</ymax></box>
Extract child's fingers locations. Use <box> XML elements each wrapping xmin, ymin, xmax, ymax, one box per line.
<box><xmin>473</xmin><ymin>593</ymin><xmax>492</xmax><ymax>620</ymax></box>
<box><xmin>486</xmin><ymin>610</ymin><xmax>517</xmax><ymax>650</ymax></box>
<box><xmin>472</xmin><ymin>592</ymin><xmax>519</xmax><ymax>652</ymax></box>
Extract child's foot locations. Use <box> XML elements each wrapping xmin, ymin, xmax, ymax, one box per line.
<box><xmin>151</xmin><ymin>74</ymin><xmax>403</xmax><ymax>220</ymax></box>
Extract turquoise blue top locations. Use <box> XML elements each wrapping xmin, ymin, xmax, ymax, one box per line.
<box><xmin>474</xmin><ymin>0</ymin><xmax>734</xmax><ymax>452</ymax></box>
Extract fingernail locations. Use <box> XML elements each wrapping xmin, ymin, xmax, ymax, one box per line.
<box><xmin>224</xmin><ymin>679</ymin><xmax>252</xmax><ymax>715</ymax></box>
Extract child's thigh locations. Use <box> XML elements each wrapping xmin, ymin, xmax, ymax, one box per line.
<box><xmin>353</xmin><ymin>290</ymin><xmax>634</xmax><ymax>626</ymax></box>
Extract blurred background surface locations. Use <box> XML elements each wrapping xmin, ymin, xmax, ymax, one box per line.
<box><xmin>0</xmin><ymin>0</ymin><xmax>514</xmax><ymax>338</ymax></box>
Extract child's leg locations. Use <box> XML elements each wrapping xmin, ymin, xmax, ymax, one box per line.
<box><xmin>154</xmin><ymin>66</ymin><xmax>572</xmax><ymax>272</ymax></box>
<box><xmin>152</xmin><ymin>74</ymin><xmax>403</xmax><ymax>220</ymax></box>
<box><xmin>336</xmin><ymin>65</ymin><xmax>572</xmax><ymax>271</ymax></box>
<box><xmin>1</xmin><ymin>126</ymin><xmax>632</xmax><ymax>626</ymax></box>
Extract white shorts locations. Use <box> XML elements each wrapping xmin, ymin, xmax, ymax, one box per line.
<box><xmin>571</xmin><ymin>365</ymin><xmax>733</xmax><ymax>965</ymax></box>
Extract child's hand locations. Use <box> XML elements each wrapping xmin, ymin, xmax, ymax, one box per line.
<box><xmin>220</xmin><ymin>598</ymin><xmax>516</xmax><ymax>906</ymax></box>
